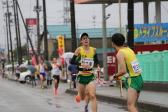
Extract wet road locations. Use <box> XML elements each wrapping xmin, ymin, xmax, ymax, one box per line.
<box><xmin>0</xmin><ymin>77</ymin><xmax>148</xmax><ymax>112</ymax></box>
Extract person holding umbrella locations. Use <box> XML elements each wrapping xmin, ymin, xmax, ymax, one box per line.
<box><xmin>26</xmin><ymin>65</ymin><xmax>37</xmax><ymax>86</ymax></box>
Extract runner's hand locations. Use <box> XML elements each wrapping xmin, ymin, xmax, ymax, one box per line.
<box><xmin>109</xmin><ymin>76</ymin><xmax>114</xmax><ymax>83</ymax></box>
<box><xmin>81</xmin><ymin>63</ymin><xmax>90</xmax><ymax>69</ymax></box>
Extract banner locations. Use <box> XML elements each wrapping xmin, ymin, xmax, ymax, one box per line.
<box><xmin>57</xmin><ymin>36</ymin><xmax>65</xmax><ymax>56</ymax></box>
<box><xmin>26</xmin><ymin>18</ymin><xmax>37</xmax><ymax>54</ymax></box>
<box><xmin>31</xmin><ymin>56</ymin><xmax>37</xmax><ymax>66</ymax></box>
<box><xmin>125</xmin><ymin>23</ymin><xmax>168</xmax><ymax>42</ymax></box>
<box><xmin>107</xmin><ymin>53</ymin><xmax>118</xmax><ymax>76</ymax></box>
<box><xmin>134</xmin><ymin>44</ymin><xmax>168</xmax><ymax>54</ymax></box>
<box><xmin>38</xmin><ymin>56</ymin><xmax>41</xmax><ymax>63</ymax></box>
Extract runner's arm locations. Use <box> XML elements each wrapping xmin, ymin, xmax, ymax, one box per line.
<box><xmin>93</xmin><ymin>48</ymin><xmax>100</xmax><ymax>71</ymax></box>
<box><xmin>70</xmin><ymin>48</ymin><xmax>81</xmax><ymax>65</ymax></box>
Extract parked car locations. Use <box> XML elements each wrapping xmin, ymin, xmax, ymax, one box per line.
<box><xmin>5</xmin><ymin>62</ymin><xmax>19</xmax><ymax>71</ymax></box>
<box><xmin>19</xmin><ymin>67</ymin><xmax>32</xmax><ymax>83</ymax></box>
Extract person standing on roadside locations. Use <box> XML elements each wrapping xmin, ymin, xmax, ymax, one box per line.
<box><xmin>15</xmin><ymin>65</ymin><xmax>20</xmax><ymax>83</ymax></box>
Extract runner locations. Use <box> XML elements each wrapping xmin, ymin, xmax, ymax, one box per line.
<box><xmin>15</xmin><ymin>65</ymin><xmax>20</xmax><ymax>82</ymax></box>
<box><xmin>38</xmin><ymin>59</ymin><xmax>48</xmax><ymax>90</ymax></box>
<box><xmin>51</xmin><ymin>58</ymin><xmax>62</xmax><ymax>95</ymax></box>
<box><xmin>71</xmin><ymin>33</ymin><xmax>100</xmax><ymax>112</ymax></box>
<box><xmin>109</xmin><ymin>33</ymin><xmax>143</xmax><ymax>112</ymax></box>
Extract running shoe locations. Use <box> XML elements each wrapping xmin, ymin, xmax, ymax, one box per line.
<box><xmin>84</xmin><ymin>105</ymin><xmax>88</xmax><ymax>111</ymax></box>
<box><xmin>41</xmin><ymin>86</ymin><xmax>44</xmax><ymax>90</ymax></box>
<box><xmin>76</xmin><ymin>95</ymin><xmax>81</xmax><ymax>103</ymax></box>
<box><xmin>54</xmin><ymin>89</ymin><xmax>57</xmax><ymax>95</ymax></box>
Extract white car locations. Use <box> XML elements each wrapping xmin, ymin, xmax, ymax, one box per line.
<box><xmin>18</xmin><ymin>68</ymin><xmax>32</xmax><ymax>83</ymax></box>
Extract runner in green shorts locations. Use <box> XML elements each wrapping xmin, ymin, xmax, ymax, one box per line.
<box><xmin>71</xmin><ymin>33</ymin><xmax>100</xmax><ymax>112</ymax></box>
<box><xmin>109</xmin><ymin>33</ymin><xmax>143</xmax><ymax>112</ymax></box>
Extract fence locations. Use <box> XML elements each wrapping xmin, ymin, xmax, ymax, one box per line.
<box><xmin>122</xmin><ymin>51</ymin><xmax>168</xmax><ymax>82</ymax></box>
<box><xmin>137</xmin><ymin>51</ymin><xmax>168</xmax><ymax>82</ymax></box>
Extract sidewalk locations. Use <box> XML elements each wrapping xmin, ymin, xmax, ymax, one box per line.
<box><xmin>65</xmin><ymin>80</ymin><xmax>168</xmax><ymax>112</ymax></box>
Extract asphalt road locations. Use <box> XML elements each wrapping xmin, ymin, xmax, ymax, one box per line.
<box><xmin>0</xmin><ymin>77</ymin><xmax>148</xmax><ymax>112</ymax></box>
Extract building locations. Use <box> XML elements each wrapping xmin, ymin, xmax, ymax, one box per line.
<box><xmin>41</xmin><ymin>25</ymin><xmax>124</xmax><ymax>63</ymax></box>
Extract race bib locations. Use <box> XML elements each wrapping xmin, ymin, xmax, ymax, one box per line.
<box><xmin>130</xmin><ymin>60</ymin><xmax>142</xmax><ymax>74</ymax></box>
<box><xmin>81</xmin><ymin>58</ymin><xmax>94</xmax><ymax>69</ymax></box>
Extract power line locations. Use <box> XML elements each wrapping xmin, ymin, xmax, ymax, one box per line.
<box><xmin>161</xmin><ymin>3</ymin><xmax>168</xmax><ymax>13</ymax></box>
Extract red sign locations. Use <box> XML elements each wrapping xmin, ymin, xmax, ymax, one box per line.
<box><xmin>26</xmin><ymin>19</ymin><xmax>37</xmax><ymax>25</ymax></box>
<box><xmin>134</xmin><ymin>44</ymin><xmax>168</xmax><ymax>54</ymax></box>
<box><xmin>38</xmin><ymin>56</ymin><xmax>41</xmax><ymax>63</ymax></box>
<box><xmin>107</xmin><ymin>53</ymin><xmax>118</xmax><ymax>75</ymax></box>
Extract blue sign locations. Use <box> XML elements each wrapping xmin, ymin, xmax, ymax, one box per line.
<box><xmin>0</xmin><ymin>49</ymin><xmax>5</xmax><ymax>52</ymax></box>
<box><xmin>125</xmin><ymin>23</ymin><xmax>168</xmax><ymax>42</ymax></box>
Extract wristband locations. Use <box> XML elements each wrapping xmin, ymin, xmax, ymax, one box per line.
<box><xmin>113</xmin><ymin>74</ymin><xmax>117</xmax><ymax>78</ymax></box>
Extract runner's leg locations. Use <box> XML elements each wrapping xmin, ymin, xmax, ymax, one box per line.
<box><xmin>84</xmin><ymin>85</ymin><xmax>90</xmax><ymax>111</ymax></box>
<box><xmin>78</xmin><ymin>83</ymin><xmax>86</xmax><ymax>101</ymax></box>
<box><xmin>40</xmin><ymin>75</ymin><xmax>44</xmax><ymax>87</ymax></box>
<box><xmin>54</xmin><ymin>79</ymin><xmax>58</xmax><ymax>89</ymax></box>
<box><xmin>88</xmin><ymin>81</ymin><xmax>97</xmax><ymax>112</ymax></box>
<box><xmin>127</xmin><ymin>87</ymin><xmax>139</xmax><ymax>112</ymax></box>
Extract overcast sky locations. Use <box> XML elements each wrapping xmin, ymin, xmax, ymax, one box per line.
<box><xmin>0</xmin><ymin>0</ymin><xmax>168</xmax><ymax>49</ymax></box>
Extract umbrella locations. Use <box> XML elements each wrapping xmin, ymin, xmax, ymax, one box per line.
<box><xmin>44</xmin><ymin>60</ymin><xmax>52</xmax><ymax>71</ymax></box>
<box><xmin>26</xmin><ymin>65</ymin><xmax>37</xmax><ymax>72</ymax></box>
<box><xmin>61</xmin><ymin>52</ymin><xmax>74</xmax><ymax>59</ymax></box>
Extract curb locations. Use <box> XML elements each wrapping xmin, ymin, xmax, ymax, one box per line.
<box><xmin>65</xmin><ymin>89</ymin><xmax>168</xmax><ymax>112</ymax></box>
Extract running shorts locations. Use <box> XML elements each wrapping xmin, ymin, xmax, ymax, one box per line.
<box><xmin>77</xmin><ymin>73</ymin><xmax>96</xmax><ymax>85</ymax></box>
<box><xmin>16</xmin><ymin>73</ymin><xmax>20</xmax><ymax>78</ymax></box>
<box><xmin>125</xmin><ymin>74</ymin><xmax>143</xmax><ymax>93</ymax></box>
<box><xmin>53</xmin><ymin>75</ymin><xmax>60</xmax><ymax>83</ymax></box>
<box><xmin>40</xmin><ymin>73</ymin><xmax>46</xmax><ymax>77</ymax></box>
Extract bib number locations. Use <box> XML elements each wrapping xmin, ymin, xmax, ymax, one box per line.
<box><xmin>81</xmin><ymin>58</ymin><xmax>94</xmax><ymax>69</ymax></box>
<box><xmin>130</xmin><ymin>60</ymin><xmax>142</xmax><ymax>74</ymax></box>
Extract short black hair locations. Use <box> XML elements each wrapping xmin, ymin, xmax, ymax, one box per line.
<box><xmin>111</xmin><ymin>33</ymin><xmax>125</xmax><ymax>46</ymax></box>
<box><xmin>80</xmin><ymin>33</ymin><xmax>89</xmax><ymax>40</ymax></box>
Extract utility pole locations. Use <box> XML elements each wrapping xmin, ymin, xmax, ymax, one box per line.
<box><xmin>43</xmin><ymin>0</ymin><xmax>48</xmax><ymax>60</ymax></box>
<box><xmin>15</xmin><ymin>0</ymin><xmax>22</xmax><ymax>64</ymax></box>
<box><xmin>127</xmin><ymin>0</ymin><xmax>134</xmax><ymax>50</ymax></box>
<box><xmin>16</xmin><ymin>0</ymin><xmax>38</xmax><ymax>63</ymax></box>
<box><xmin>70</xmin><ymin>0</ymin><xmax>77</xmax><ymax>52</ymax></box>
<box><xmin>35</xmin><ymin>0</ymin><xmax>41</xmax><ymax>57</ymax></box>
<box><xmin>119</xmin><ymin>0</ymin><xmax>122</xmax><ymax>34</ymax></box>
<box><xmin>13</xmin><ymin>0</ymin><xmax>20</xmax><ymax>65</ymax></box>
<box><xmin>102</xmin><ymin>4</ymin><xmax>108</xmax><ymax>81</ymax></box>
<box><xmin>5</xmin><ymin>13</ymin><xmax>10</xmax><ymax>63</ymax></box>
<box><xmin>7</xmin><ymin>0</ymin><xmax>14</xmax><ymax>72</ymax></box>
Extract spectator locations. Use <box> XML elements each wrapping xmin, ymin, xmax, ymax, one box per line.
<box><xmin>68</xmin><ymin>59</ymin><xmax>77</xmax><ymax>88</ymax></box>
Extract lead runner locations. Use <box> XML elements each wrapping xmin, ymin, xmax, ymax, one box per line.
<box><xmin>71</xmin><ymin>33</ymin><xmax>100</xmax><ymax>112</ymax></box>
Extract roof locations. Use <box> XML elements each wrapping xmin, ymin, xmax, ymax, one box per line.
<box><xmin>47</xmin><ymin>25</ymin><xmax>124</xmax><ymax>39</ymax></box>
<box><xmin>96</xmin><ymin>48</ymin><xmax>115</xmax><ymax>54</ymax></box>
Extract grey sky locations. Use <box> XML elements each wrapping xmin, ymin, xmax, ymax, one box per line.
<box><xmin>0</xmin><ymin>0</ymin><xmax>168</xmax><ymax>49</ymax></box>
